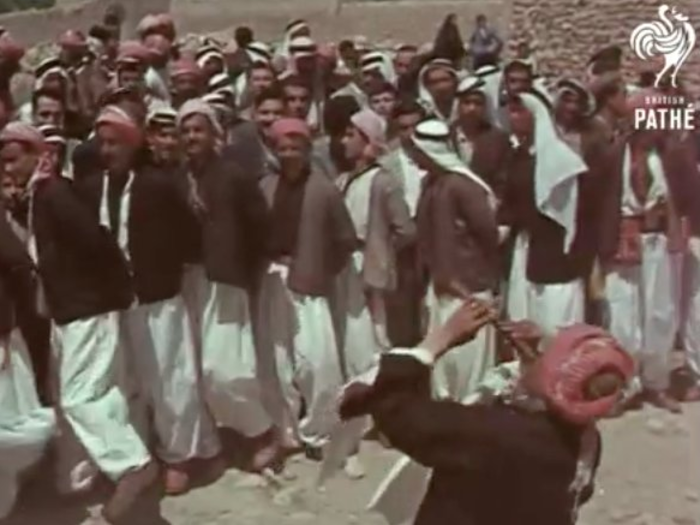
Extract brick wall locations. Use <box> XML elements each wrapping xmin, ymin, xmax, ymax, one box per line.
<box><xmin>509</xmin><ymin>0</ymin><xmax>700</xmax><ymax>96</ymax></box>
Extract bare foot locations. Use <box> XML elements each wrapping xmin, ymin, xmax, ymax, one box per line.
<box><xmin>163</xmin><ymin>464</ymin><xmax>190</xmax><ymax>496</ymax></box>
<box><xmin>344</xmin><ymin>455</ymin><xmax>366</xmax><ymax>480</ymax></box>
<box><xmin>250</xmin><ymin>430</ymin><xmax>281</xmax><ymax>472</ymax></box>
<box><xmin>102</xmin><ymin>462</ymin><xmax>159</xmax><ymax>522</ymax></box>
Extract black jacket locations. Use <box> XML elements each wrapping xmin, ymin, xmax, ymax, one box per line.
<box><xmin>33</xmin><ymin>177</ymin><xmax>133</xmax><ymax>325</ymax></box>
<box><xmin>190</xmin><ymin>154</ymin><xmax>270</xmax><ymax>289</ymax></box>
<box><xmin>77</xmin><ymin>165</ymin><xmax>193</xmax><ymax>305</ymax></box>
<box><xmin>369</xmin><ymin>354</ymin><xmax>599</xmax><ymax>525</ymax></box>
<box><xmin>0</xmin><ymin>205</ymin><xmax>37</xmax><ymax>338</ymax></box>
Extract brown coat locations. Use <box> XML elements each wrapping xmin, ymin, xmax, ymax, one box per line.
<box><xmin>416</xmin><ymin>171</ymin><xmax>499</xmax><ymax>296</ymax></box>
<box><xmin>462</xmin><ymin>125</ymin><xmax>511</xmax><ymax>199</ymax></box>
<box><xmin>260</xmin><ymin>170</ymin><xmax>356</xmax><ymax>297</ymax></box>
<box><xmin>346</xmin><ymin>165</ymin><xmax>416</xmax><ymax>291</ymax></box>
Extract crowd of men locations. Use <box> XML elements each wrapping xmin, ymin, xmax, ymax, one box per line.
<box><xmin>0</xmin><ymin>5</ymin><xmax>699</xmax><ymax>523</ymax></box>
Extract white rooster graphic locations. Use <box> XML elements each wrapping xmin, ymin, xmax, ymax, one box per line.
<box><xmin>630</xmin><ymin>4</ymin><xmax>696</xmax><ymax>88</ymax></box>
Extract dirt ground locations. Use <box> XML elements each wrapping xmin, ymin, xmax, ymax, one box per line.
<box><xmin>5</xmin><ymin>402</ymin><xmax>699</xmax><ymax>525</ymax></box>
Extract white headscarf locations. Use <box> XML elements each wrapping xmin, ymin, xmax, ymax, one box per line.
<box><xmin>417</xmin><ymin>59</ymin><xmax>459</xmax><ymax>123</ymax></box>
<box><xmin>360</xmin><ymin>51</ymin><xmax>397</xmax><ymax>86</ymax></box>
<box><xmin>412</xmin><ymin>119</ymin><xmax>496</xmax><ymax>209</ymax></box>
<box><xmin>519</xmin><ymin>92</ymin><xmax>588</xmax><ymax>252</ymax></box>
<box><xmin>475</xmin><ymin>65</ymin><xmax>504</xmax><ymax>127</ymax></box>
<box><xmin>277</xmin><ymin>19</ymin><xmax>310</xmax><ymax>62</ymax></box>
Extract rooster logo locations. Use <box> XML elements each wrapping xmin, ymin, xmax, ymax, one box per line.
<box><xmin>630</xmin><ymin>4</ymin><xmax>696</xmax><ymax>88</ymax></box>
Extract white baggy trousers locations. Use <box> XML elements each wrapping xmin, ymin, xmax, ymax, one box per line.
<box><xmin>606</xmin><ymin>233</ymin><xmax>683</xmax><ymax>391</ymax></box>
<box><xmin>257</xmin><ymin>263</ymin><xmax>343</xmax><ymax>448</ymax></box>
<box><xmin>683</xmin><ymin>238</ymin><xmax>700</xmax><ymax>386</ymax></box>
<box><xmin>0</xmin><ymin>329</ymin><xmax>55</xmax><ymax>519</ymax></box>
<box><xmin>52</xmin><ymin>311</ymin><xmax>151</xmax><ymax>493</ymax></box>
<box><xmin>507</xmin><ymin>233</ymin><xmax>585</xmax><ymax>337</ymax></box>
<box><xmin>121</xmin><ymin>295</ymin><xmax>220</xmax><ymax>465</ymax></box>
<box><xmin>182</xmin><ymin>265</ymin><xmax>272</xmax><ymax>438</ymax></box>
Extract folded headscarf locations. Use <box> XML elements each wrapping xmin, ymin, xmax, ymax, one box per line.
<box><xmin>532</xmin><ymin>324</ymin><xmax>634</xmax><ymax>425</ymax></box>
<box><xmin>177</xmin><ymin>97</ymin><xmax>224</xmax><ymax>138</ymax></box>
<box><xmin>270</xmin><ymin>117</ymin><xmax>311</xmax><ymax>143</ymax></box>
<box><xmin>96</xmin><ymin>105</ymin><xmax>143</xmax><ymax>146</ymax></box>
<box><xmin>247</xmin><ymin>41</ymin><xmax>273</xmax><ymax>64</ymax></box>
<box><xmin>38</xmin><ymin>124</ymin><xmax>67</xmax><ymax>146</ymax></box>
<box><xmin>360</xmin><ymin>51</ymin><xmax>397</xmax><ymax>85</ymax></box>
<box><xmin>289</xmin><ymin>36</ymin><xmax>317</xmax><ymax>59</ymax></box>
<box><xmin>196</xmin><ymin>45</ymin><xmax>225</xmax><ymax>69</ymax></box>
<box><xmin>411</xmin><ymin>119</ymin><xmax>496</xmax><ymax>208</ymax></box>
<box><xmin>518</xmin><ymin>91</ymin><xmax>588</xmax><ymax>252</ymax></box>
<box><xmin>0</xmin><ymin>122</ymin><xmax>45</xmax><ymax>152</ymax></box>
<box><xmin>350</xmin><ymin>108</ymin><xmax>387</xmax><ymax>153</ymax></box>
<box><xmin>555</xmin><ymin>78</ymin><xmax>596</xmax><ymax>117</ymax></box>
<box><xmin>417</xmin><ymin>58</ymin><xmax>458</xmax><ymax>122</ymax></box>
<box><xmin>277</xmin><ymin>19</ymin><xmax>311</xmax><ymax>61</ymax></box>
<box><xmin>146</xmin><ymin>104</ymin><xmax>177</xmax><ymax>128</ymax></box>
<box><xmin>117</xmin><ymin>40</ymin><xmax>151</xmax><ymax>66</ymax></box>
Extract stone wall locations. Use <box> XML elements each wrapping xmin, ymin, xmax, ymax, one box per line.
<box><xmin>173</xmin><ymin>0</ymin><xmax>511</xmax><ymax>44</ymax></box>
<box><xmin>0</xmin><ymin>0</ymin><xmax>171</xmax><ymax>47</ymax></box>
<box><xmin>509</xmin><ymin>0</ymin><xmax>700</xmax><ymax>96</ymax></box>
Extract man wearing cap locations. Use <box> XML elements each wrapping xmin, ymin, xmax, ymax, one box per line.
<box><xmin>177</xmin><ymin>99</ymin><xmax>280</xmax><ymax>472</ymax></box>
<box><xmin>257</xmin><ymin>117</ymin><xmax>355</xmax><ymax>457</ymax></box>
<box><xmin>340</xmin><ymin>298</ymin><xmax>632</xmax><ymax>525</ymax></box>
<box><xmin>145</xmin><ymin>105</ymin><xmax>180</xmax><ymax>167</ymax></box>
<box><xmin>410</xmin><ymin>118</ymin><xmax>500</xmax><ymax>401</ymax></box>
<box><xmin>597</xmin><ymin>89</ymin><xmax>695</xmax><ymax>414</ymax></box>
<box><xmin>453</xmin><ymin>75</ymin><xmax>510</xmax><ymax>199</ymax></box>
<box><xmin>76</xmin><ymin>104</ymin><xmax>220</xmax><ymax>496</ymax></box>
<box><xmin>13</xmin><ymin>116</ymin><xmax>158</xmax><ymax>518</ymax></box>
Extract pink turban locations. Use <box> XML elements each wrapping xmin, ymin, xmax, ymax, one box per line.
<box><xmin>58</xmin><ymin>30</ymin><xmax>88</xmax><ymax>51</ymax></box>
<box><xmin>350</xmin><ymin>109</ymin><xmax>387</xmax><ymax>149</ymax></box>
<box><xmin>270</xmin><ymin>118</ymin><xmax>311</xmax><ymax>143</ymax></box>
<box><xmin>169</xmin><ymin>58</ymin><xmax>202</xmax><ymax>81</ymax></box>
<box><xmin>96</xmin><ymin>105</ymin><xmax>143</xmax><ymax>146</ymax></box>
<box><xmin>177</xmin><ymin>98</ymin><xmax>224</xmax><ymax>138</ymax></box>
<box><xmin>0</xmin><ymin>122</ymin><xmax>45</xmax><ymax>152</ymax></box>
<box><xmin>0</xmin><ymin>33</ymin><xmax>24</xmax><ymax>62</ymax></box>
<box><xmin>117</xmin><ymin>40</ymin><xmax>151</xmax><ymax>66</ymax></box>
<box><xmin>532</xmin><ymin>324</ymin><xmax>635</xmax><ymax>425</ymax></box>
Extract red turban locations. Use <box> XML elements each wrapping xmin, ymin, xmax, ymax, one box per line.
<box><xmin>532</xmin><ymin>324</ymin><xmax>635</xmax><ymax>425</ymax></box>
<box><xmin>96</xmin><ymin>105</ymin><xmax>143</xmax><ymax>146</ymax></box>
<box><xmin>0</xmin><ymin>33</ymin><xmax>24</xmax><ymax>63</ymax></box>
<box><xmin>270</xmin><ymin>118</ymin><xmax>311</xmax><ymax>143</ymax></box>
<box><xmin>169</xmin><ymin>58</ymin><xmax>202</xmax><ymax>81</ymax></box>
<box><xmin>58</xmin><ymin>30</ymin><xmax>88</xmax><ymax>51</ymax></box>
<box><xmin>0</xmin><ymin>122</ymin><xmax>45</xmax><ymax>152</ymax></box>
<box><xmin>117</xmin><ymin>40</ymin><xmax>151</xmax><ymax>66</ymax></box>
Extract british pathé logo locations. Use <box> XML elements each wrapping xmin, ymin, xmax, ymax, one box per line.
<box><xmin>630</xmin><ymin>4</ymin><xmax>696</xmax><ymax>88</ymax></box>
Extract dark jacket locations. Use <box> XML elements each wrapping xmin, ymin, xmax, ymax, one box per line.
<box><xmin>500</xmin><ymin>147</ymin><xmax>599</xmax><ymax>284</ymax></box>
<box><xmin>455</xmin><ymin>124</ymin><xmax>511</xmax><ymax>200</ymax></box>
<box><xmin>370</xmin><ymin>353</ymin><xmax>599</xmax><ymax>525</ymax></box>
<box><xmin>417</xmin><ymin>171</ymin><xmax>499</xmax><ymax>295</ymax></box>
<box><xmin>259</xmin><ymin>170</ymin><xmax>356</xmax><ymax>297</ymax></box>
<box><xmin>33</xmin><ymin>177</ymin><xmax>133</xmax><ymax>325</ymax></box>
<box><xmin>77</xmin><ymin>165</ymin><xmax>192</xmax><ymax>304</ymax></box>
<box><xmin>0</xmin><ymin>206</ymin><xmax>36</xmax><ymax>338</ymax></box>
<box><xmin>192</xmin><ymin>154</ymin><xmax>270</xmax><ymax>289</ymax></box>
